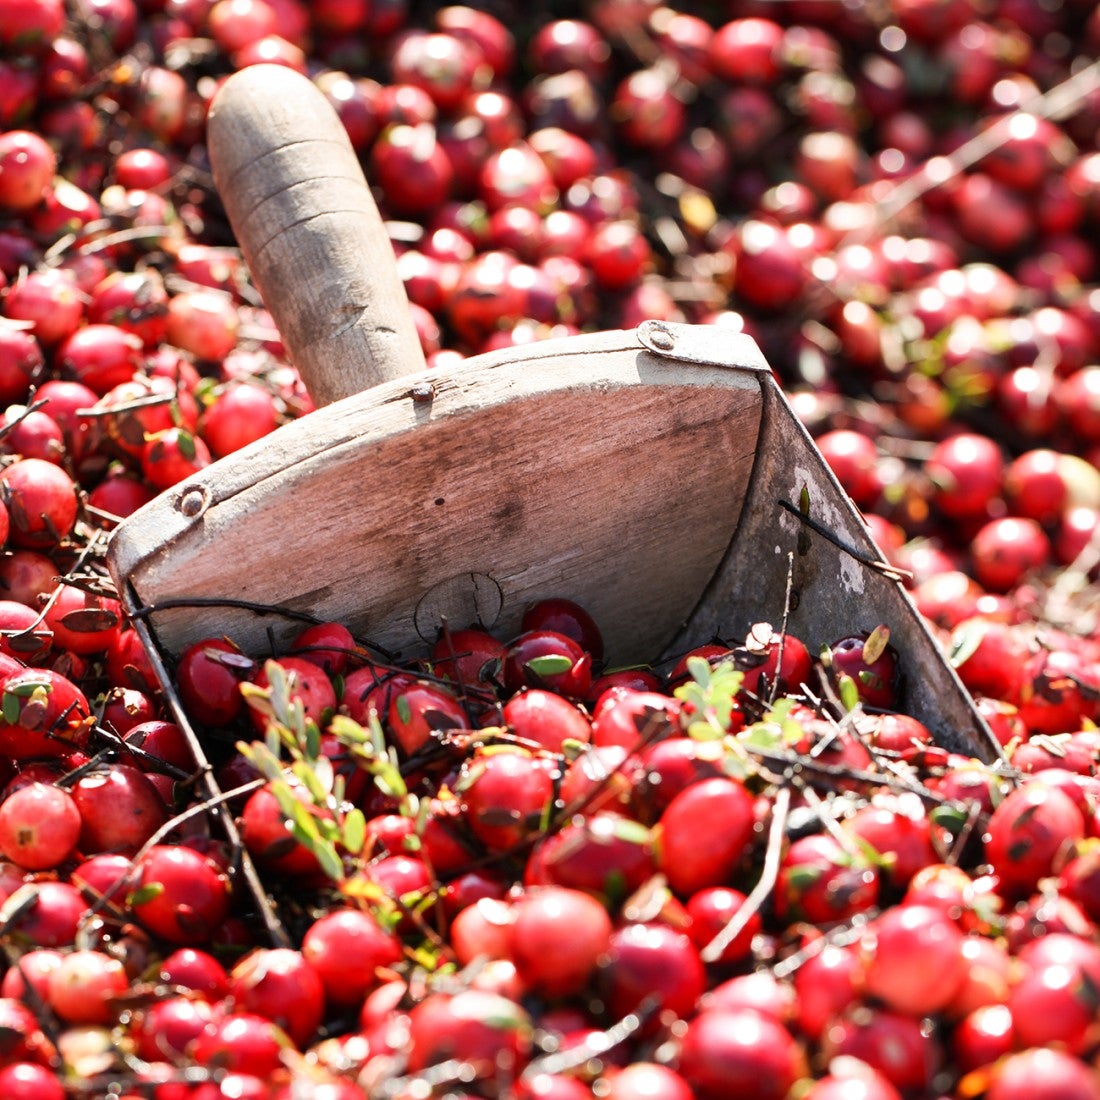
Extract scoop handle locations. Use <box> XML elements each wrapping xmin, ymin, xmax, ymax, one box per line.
<box><xmin>206</xmin><ymin>64</ymin><xmax>426</xmax><ymax>407</ymax></box>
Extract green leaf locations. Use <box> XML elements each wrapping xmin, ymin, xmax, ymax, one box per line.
<box><xmin>127</xmin><ymin>881</ymin><xmax>165</xmax><ymax>907</ymax></box>
<box><xmin>291</xmin><ymin>759</ymin><xmax>329</xmax><ymax>806</ymax></box>
<box><xmin>739</xmin><ymin>722</ymin><xmax>784</xmax><ymax>751</ymax></box>
<box><xmin>7</xmin><ymin>678</ymin><xmax>50</xmax><ymax>698</ymax></box>
<box><xmin>930</xmin><ymin>803</ymin><xmax>970</xmax><ymax>835</ymax></box>
<box><xmin>525</xmin><ymin>654</ymin><xmax>573</xmax><ymax>677</ymax></box>
<box><xmin>312</xmin><ymin>753</ymin><xmax>335</xmax><ymax>796</ymax></box>
<box><xmin>270</xmin><ymin>778</ymin><xmax>305</xmax><ymax>820</ymax></box>
<box><xmin>177</xmin><ymin>429</ymin><xmax>197</xmax><ymax>461</ymax></box>
<box><xmin>1</xmin><ymin>691</ymin><xmax>19</xmax><ymax>725</ymax></box>
<box><xmin>305</xmin><ymin>719</ymin><xmax>321</xmax><ymax>761</ymax></box>
<box><xmin>862</xmin><ymin>625</ymin><xmax>891</xmax><ymax>666</ymax></box>
<box><xmin>329</xmin><ymin>714</ymin><xmax>370</xmax><ymax>745</ymax></box>
<box><xmin>373</xmin><ymin>756</ymin><xmax>408</xmax><ymax>802</ymax></box>
<box><xmin>609</xmin><ymin>817</ymin><xmax>652</xmax><ymax>847</ymax></box>
<box><xmin>948</xmin><ymin>619</ymin><xmax>987</xmax><ymax>668</ymax></box>
<box><xmin>395</xmin><ymin>694</ymin><xmax>412</xmax><ymax>726</ymax></box>
<box><xmin>685</xmin><ymin>719</ymin><xmax>724</xmax><ymax>743</ymax></box>
<box><xmin>242</xmin><ymin>741</ymin><xmax>285</xmax><ymax>782</ymax></box>
<box><xmin>785</xmin><ymin>864</ymin><xmax>823</xmax><ymax>890</ymax></box>
<box><xmin>342</xmin><ymin>808</ymin><xmax>367</xmax><ymax>855</ymax></box>
<box><xmin>838</xmin><ymin>673</ymin><xmax>860</xmax><ymax>713</ymax></box>
<box><xmin>310</xmin><ymin>837</ymin><xmax>345</xmax><ymax>882</ymax></box>
<box><xmin>720</xmin><ymin>749</ymin><xmax>751</xmax><ymax>781</ymax></box>
<box><xmin>560</xmin><ymin>737</ymin><xmax>588</xmax><ymax>761</ymax></box>
<box><xmin>265</xmin><ymin>719</ymin><xmax>283</xmax><ymax>760</ymax></box>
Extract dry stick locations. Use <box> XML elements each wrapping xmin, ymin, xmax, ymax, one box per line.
<box><xmin>75</xmin><ymin>391</ymin><xmax>180</xmax><ymax>418</ymax></box>
<box><xmin>126</xmin><ymin>596</ymin><xmax>399</xmax><ymax>663</ymax></box>
<box><xmin>81</xmin><ymin>776</ymin><xmax>265</xmax><ymax>927</ymax></box>
<box><xmin>701</xmin><ymin>783</ymin><xmax>792</xmax><ymax>965</ymax></box>
<box><xmin>518</xmin><ymin>1000</ymin><xmax>656</xmax><ymax>1082</ymax></box>
<box><xmin>791</xmin><ymin>59</ymin><xmax>1100</xmax><ymax>329</ymax></box>
<box><xmin>776</xmin><ymin>499</ymin><xmax>912</xmax><ymax>583</ymax></box>
<box><xmin>767</xmin><ymin>551</ymin><xmax>797</xmax><ymax>707</ymax></box>
<box><xmin>126</xmin><ymin>611</ymin><xmax>291</xmax><ymax>948</ymax></box>
<box><xmin>3</xmin><ymin>528</ymin><xmax>114</xmax><ymax>652</ymax></box>
<box><xmin>1044</xmin><ymin>517</ymin><xmax>1100</xmax><ymax>626</ymax></box>
<box><xmin>844</xmin><ymin>58</ymin><xmax>1100</xmax><ymax>242</ymax></box>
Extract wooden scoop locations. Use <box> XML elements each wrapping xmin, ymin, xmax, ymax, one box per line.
<box><xmin>106</xmin><ymin>65</ymin><xmax>1000</xmax><ymax>762</ymax></box>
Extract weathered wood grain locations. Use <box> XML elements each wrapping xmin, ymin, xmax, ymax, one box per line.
<box><xmin>206</xmin><ymin>64</ymin><xmax>425</xmax><ymax>405</ymax></box>
<box><xmin>112</xmin><ymin>335</ymin><xmax>764</xmax><ymax>671</ymax></box>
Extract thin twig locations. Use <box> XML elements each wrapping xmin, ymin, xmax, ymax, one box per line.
<box><xmin>777</xmin><ymin>498</ymin><xmax>912</xmax><ymax>582</ymax></box>
<box><xmin>701</xmin><ymin>784</ymin><xmax>791</xmax><ymax>964</ymax></box>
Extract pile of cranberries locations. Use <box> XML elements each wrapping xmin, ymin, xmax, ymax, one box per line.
<box><xmin>52</xmin><ymin>596</ymin><xmax>1086</xmax><ymax>1100</ymax></box>
<box><xmin>0</xmin><ymin>0</ymin><xmax>1099</xmax><ymax>1095</ymax></box>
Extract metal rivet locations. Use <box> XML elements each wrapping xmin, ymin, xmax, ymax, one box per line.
<box><xmin>411</xmin><ymin>381</ymin><xmax>434</xmax><ymax>402</ymax></box>
<box><xmin>648</xmin><ymin>326</ymin><xmax>675</xmax><ymax>351</ymax></box>
<box><xmin>177</xmin><ymin>484</ymin><xmax>210</xmax><ymax>518</ymax></box>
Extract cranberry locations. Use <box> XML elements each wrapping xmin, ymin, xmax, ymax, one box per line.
<box><xmin>1</xmin><ymin>880</ymin><xmax>85</xmax><ymax>947</ymax></box>
<box><xmin>657</xmin><ymin>776</ymin><xmax>756</xmax><ymax>897</ymax></box>
<box><xmin>815</xmin><ymin>429</ymin><xmax>883</xmax><ymax>508</ymax></box>
<box><xmin>371</xmin><ymin>123</ymin><xmax>454</xmax><ymax>217</ymax></box>
<box><xmin>43</xmin><ymin>948</ymin><xmax>127</xmax><ymax>1030</ymax></box>
<box><xmin>592</xmin><ymin>689</ymin><xmax>681</xmax><ymax>752</ymax></box>
<box><xmin>0</xmin><ymin>1062</ymin><xmax>65</xmax><ymax>1100</ymax></box>
<box><xmin>246</xmin><ymin>655</ymin><xmax>336</xmax><ymax>734</ymax></box>
<box><xmin>227</xmin><ymin>947</ymin><xmax>324</xmax><ymax>1049</ymax></box>
<box><xmin>826</xmin><ymin>629</ymin><xmax>901</xmax><ymax>709</ymax></box>
<box><xmin>685</xmin><ymin>886</ymin><xmax>760</xmax><ymax>965</ymax></box>
<box><xmin>133</xmin><ymin>994</ymin><xmax>217</xmax><ymax>1063</ymax></box>
<box><xmin>792</xmin><ymin>942</ymin><xmax>864</xmax><ymax>1039</ymax></box>
<box><xmin>844</xmin><ymin>798</ymin><xmax>937</xmax><ymax>888</ymax></box>
<box><xmin>459</xmin><ymin>749</ymin><xmax>555</xmax><ymax>853</ymax></box>
<box><xmin>677</xmin><ymin>1008</ymin><xmax>804</xmax><ymax>1100</ymax></box>
<box><xmin>0</xmin><ymin>131</ymin><xmax>55</xmax><ymax>212</ymax></box>
<box><xmin>984</xmin><ymin>779</ymin><xmax>1086</xmax><ymax>898</ymax></box>
<box><xmin>821</xmin><ymin>1007</ymin><xmax>939</xmax><ymax>1095</ymax></box>
<box><xmin>405</xmin><ymin>988</ymin><xmax>531</xmax><ymax>1077</ymax></box>
<box><xmin>600</xmin><ymin>921</ymin><xmax>706</xmax><ymax>1027</ymax></box>
<box><xmin>508</xmin><ymin>885</ymin><xmax>612</xmax><ymax>999</ymax></box>
<box><xmin>528</xmin><ymin>19</ymin><xmax>609</xmax><ymax>80</ymax></box>
<box><xmin>709</xmin><ymin>17</ymin><xmax>785</xmax><ymax>84</ymax></box>
<box><xmin>130</xmin><ymin>843</ymin><xmax>232</xmax><ymax>945</ymax></box>
<box><xmin>527</xmin><ymin>812</ymin><xmax>655</xmax><ymax>904</ymax></box>
<box><xmin>802</xmin><ymin>1063</ymin><xmax>903</xmax><ymax>1100</ymax></box>
<box><xmin>42</xmin><ymin>585</ymin><xmax>122</xmax><ymax>655</ymax></box>
<box><xmin>159</xmin><ymin>947</ymin><xmax>230</xmax><ymax>1001</ymax></box>
<box><xmin>239</xmin><ymin>780</ymin><xmax>327</xmax><ymax>879</ymax></box>
<box><xmin>87</xmin><ymin>269</ymin><xmax>169</xmax><ymax>349</ymax></box>
<box><xmin>0</xmin><ymin>781</ymin><xmax>79</xmax><ymax>870</ymax></box>
<box><xmin>520</xmin><ymin>597</ymin><xmax>604</xmax><ymax>663</ymax></box>
<box><xmin>0</xmin><ymin>665</ymin><xmax>92</xmax><ymax>760</ymax></box>
<box><xmin>200</xmin><ymin>383</ymin><xmax>280</xmax><ymax>457</ymax></box>
<box><xmin>386</xmin><ymin>678</ymin><xmax>469</xmax><ymax>757</ymax></box>
<box><xmin>175</xmin><ymin>637</ymin><xmax>253</xmax><ymax>728</ymax></box>
<box><xmin>300</xmin><ymin>907</ymin><xmax>402</xmax><ymax>1008</ymax></box>
<box><xmin>503</xmin><ymin>689</ymin><xmax>591</xmax><ymax>752</ymax></box>
<box><xmin>71</xmin><ymin>762</ymin><xmax>169</xmax><ymax>856</ymax></box>
<box><xmin>141</xmin><ymin>426</ymin><xmax>213</xmax><ymax>491</ymax></box>
<box><xmin>985</xmin><ymin>1047</ymin><xmax>1100</xmax><ymax>1100</ymax></box>
<box><xmin>431</xmin><ymin>625</ymin><xmax>505</xmax><ymax>691</ymax></box>
<box><xmin>860</xmin><ymin>903</ymin><xmax>967</xmax><ymax>1016</ymax></box>
<box><xmin>503</xmin><ymin>629</ymin><xmax>592</xmax><ymax>698</ymax></box>
<box><xmin>775</xmin><ymin>832</ymin><xmax>880</xmax><ymax>925</ymax></box>
<box><xmin>191</xmin><ymin>1011</ymin><xmax>292</xmax><ymax>1076</ymax></box>
<box><xmin>925</xmin><ymin>432</ymin><xmax>1004</xmax><ymax>521</ymax></box>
